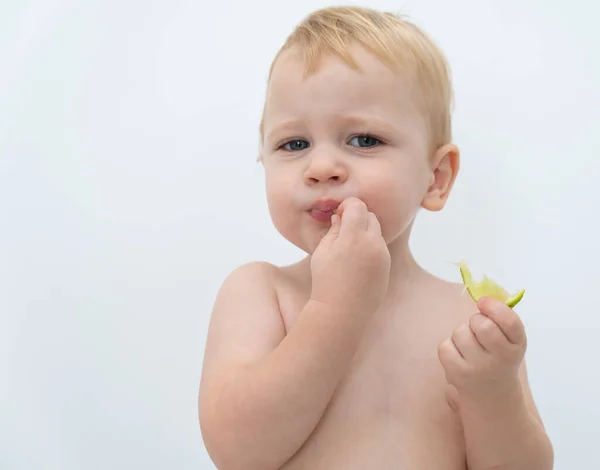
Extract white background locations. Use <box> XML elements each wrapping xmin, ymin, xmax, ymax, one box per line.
<box><xmin>1</xmin><ymin>0</ymin><xmax>598</xmax><ymax>469</ymax></box>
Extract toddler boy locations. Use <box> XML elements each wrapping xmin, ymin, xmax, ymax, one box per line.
<box><xmin>199</xmin><ymin>6</ymin><xmax>553</xmax><ymax>470</ymax></box>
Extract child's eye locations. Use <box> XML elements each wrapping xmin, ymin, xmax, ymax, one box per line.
<box><xmin>349</xmin><ymin>135</ymin><xmax>382</xmax><ymax>148</ymax></box>
<box><xmin>278</xmin><ymin>135</ymin><xmax>382</xmax><ymax>151</ymax></box>
<box><xmin>281</xmin><ymin>139</ymin><xmax>310</xmax><ymax>151</ymax></box>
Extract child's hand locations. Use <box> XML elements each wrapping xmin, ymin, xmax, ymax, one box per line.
<box><xmin>309</xmin><ymin>197</ymin><xmax>391</xmax><ymax>316</ymax></box>
<box><xmin>438</xmin><ymin>296</ymin><xmax>527</xmax><ymax>404</ymax></box>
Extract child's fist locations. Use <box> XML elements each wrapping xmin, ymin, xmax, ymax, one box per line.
<box><xmin>310</xmin><ymin>197</ymin><xmax>390</xmax><ymax>316</ymax></box>
<box><xmin>438</xmin><ymin>297</ymin><xmax>527</xmax><ymax>401</ymax></box>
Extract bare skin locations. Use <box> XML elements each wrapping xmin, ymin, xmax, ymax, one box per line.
<box><xmin>199</xmin><ymin>243</ymin><xmax>509</xmax><ymax>470</ymax></box>
<box><xmin>199</xmin><ymin>43</ymin><xmax>552</xmax><ymax>470</ymax></box>
<box><xmin>199</xmin><ymin>224</ymin><xmax>549</xmax><ymax>470</ymax></box>
<box><xmin>274</xmin><ymin>257</ymin><xmax>471</xmax><ymax>470</ymax></box>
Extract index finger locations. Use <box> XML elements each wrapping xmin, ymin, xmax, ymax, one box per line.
<box><xmin>338</xmin><ymin>197</ymin><xmax>368</xmax><ymax>235</ymax></box>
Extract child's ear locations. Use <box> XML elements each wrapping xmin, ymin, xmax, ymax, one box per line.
<box><xmin>421</xmin><ymin>143</ymin><xmax>460</xmax><ymax>212</ymax></box>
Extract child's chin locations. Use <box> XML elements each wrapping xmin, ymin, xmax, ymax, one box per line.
<box><xmin>282</xmin><ymin>224</ymin><xmax>330</xmax><ymax>255</ymax></box>
<box><xmin>297</xmin><ymin>238</ymin><xmax>319</xmax><ymax>256</ymax></box>
<box><xmin>298</xmin><ymin>233</ymin><xmax>325</xmax><ymax>256</ymax></box>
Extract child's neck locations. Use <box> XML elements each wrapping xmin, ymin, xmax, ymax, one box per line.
<box><xmin>386</xmin><ymin>230</ymin><xmax>428</xmax><ymax>287</ymax></box>
<box><xmin>298</xmin><ymin>230</ymin><xmax>429</xmax><ymax>299</ymax></box>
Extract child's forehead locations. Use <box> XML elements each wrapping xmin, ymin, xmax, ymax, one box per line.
<box><xmin>270</xmin><ymin>44</ymin><xmax>414</xmax><ymax>88</ymax></box>
<box><xmin>264</xmin><ymin>47</ymin><xmax>421</xmax><ymax>124</ymax></box>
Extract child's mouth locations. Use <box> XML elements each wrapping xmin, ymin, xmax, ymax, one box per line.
<box><xmin>308</xmin><ymin>199</ymin><xmax>341</xmax><ymax>222</ymax></box>
<box><xmin>309</xmin><ymin>209</ymin><xmax>335</xmax><ymax>222</ymax></box>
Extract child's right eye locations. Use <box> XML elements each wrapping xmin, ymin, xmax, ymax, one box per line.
<box><xmin>281</xmin><ymin>139</ymin><xmax>310</xmax><ymax>151</ymax></box>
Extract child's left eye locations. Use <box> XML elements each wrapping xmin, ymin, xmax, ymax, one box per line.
<box><xmin>349</xmin><ymin>135</ymin><xmax>382</xmax><ymax>148</ymax></box>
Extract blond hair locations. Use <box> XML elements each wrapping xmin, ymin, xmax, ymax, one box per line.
<box><xmin>258</xmin><ymin>5</ymin><xmax>454</xmax><ymax>156</ymax></box>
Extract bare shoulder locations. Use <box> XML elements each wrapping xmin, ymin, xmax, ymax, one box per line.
<box><xmin>212</xmin><ymin>260</ymin><xmax>283</xmax><ymax>305</ymax></box>
<box><xmin>199</xmin><ymin>261</ymin><xmax>287</xmax><ymax>401</ymax></box>
<box><xmin>419</xmin><ymin>274</ymin><xmax>478</xmax><ymax>324</ymax></box>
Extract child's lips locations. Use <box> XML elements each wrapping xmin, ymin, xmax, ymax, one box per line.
<box><xmin>309</xmin><ymin>209</ymin><xmax>335</xmax><ymax>222</ymax></box>
<box><xmin>308</xmin><ymin>199</ymin><xmax>341</xmax><ymax>222</ymax></box>
<box><xmin>309</xmin><ymin>199</ymin><xmax>341</xmax><ymax>212</ymax></box>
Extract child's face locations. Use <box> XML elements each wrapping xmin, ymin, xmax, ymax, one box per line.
<box><xmin>261</xmin><ymin>44</ymin><xmax>450</xmax><ymax>254</ymax></box>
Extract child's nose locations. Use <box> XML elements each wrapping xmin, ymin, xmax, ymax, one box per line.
<box><xmin>303</xmin><ymin>152</ymin><xmax>348</xmax><ymax>185</ymax></box>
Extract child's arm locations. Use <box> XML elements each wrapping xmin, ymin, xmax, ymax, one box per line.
<box><xmin>199</xmin><ymin>199</ymin><xmax>390</xmax><ymax>470</ymax></box>
<box><xmin>438</xmin><ymin>296</ymin><xmax>554</xmax><ymax>470</ymax></box>
<box><xmin>198</xmin><ymin>262</ymin><xmax>375</xmax><ymax>470</ymax></box>
<box><xmin>458</xmin><ymin>362</ymin><xmax>554</xmax><ymax>470</ymax></box>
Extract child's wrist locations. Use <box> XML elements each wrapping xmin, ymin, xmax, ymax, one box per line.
<box><xmin>458</xmin><ymin>377</ymin><xmax>525</xmax><ymax>413</ymax></box>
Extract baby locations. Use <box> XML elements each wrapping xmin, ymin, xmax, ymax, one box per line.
<box><xmin>198</xmin><ymin>6</ymin><xmax>553</xmax><ymax>470</ymax></box>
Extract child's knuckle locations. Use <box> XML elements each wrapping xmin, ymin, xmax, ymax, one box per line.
<box><xmin>479</xmin><ymin>317</ymin><xmax>497</xmax><ymax>335</ymax></box>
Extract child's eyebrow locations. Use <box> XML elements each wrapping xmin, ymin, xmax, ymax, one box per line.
<box><xmin>335</xmin><ymin>114</ymin><xmax>400</xmax><ymax>135</ymax></box>
<box><xmin>265</xmin><ymin>120</ymin><xmax>305</xmax><ymax>143</ymax></box>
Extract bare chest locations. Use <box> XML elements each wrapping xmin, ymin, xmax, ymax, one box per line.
<box><xmin>278</xmin><ymin>291</ymin><xmax>468</xmax><ymax>470</ymax></box>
